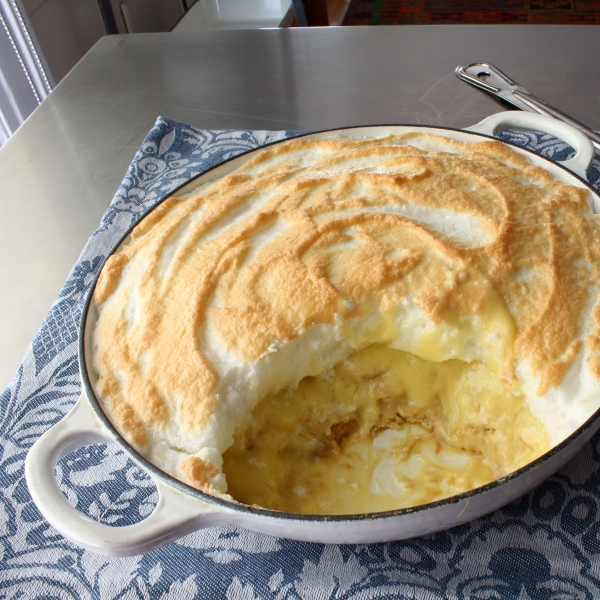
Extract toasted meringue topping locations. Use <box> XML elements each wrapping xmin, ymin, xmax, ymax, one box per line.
<box><xmin>90</xmin><ymin>133</ymin><xmax>600</xmax><ymax>510</ymax></box>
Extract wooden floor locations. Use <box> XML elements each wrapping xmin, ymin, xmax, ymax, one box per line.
<box><xmin>327</xmin><ymin>0</ymin><xmax>352</xmax><ymax>25</ymax></box>
<box><xmin>285</xmin><ymin>0</ymin><xmax>352</xmax><ymax>27</ymax></box>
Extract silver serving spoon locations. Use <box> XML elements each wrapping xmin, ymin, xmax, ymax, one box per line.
<box><xmin>455</xmin><ymin>62</ymin><xmax>600</xmax><ymax>151</ymax></box>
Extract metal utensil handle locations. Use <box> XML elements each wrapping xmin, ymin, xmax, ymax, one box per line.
<box><xmin>25</xmin><ymin>396</ymin><xmax>223</xmax><ymax>557</ymax></box>
<box><xmin>456</xmin><ymin>63</ymin><xmax>600</xmax><ymax>149</ymax></box>
<box><xmin>466</xmin><ymin>111</ymin><xmax>595</xmax><ymax>181</ymax></box>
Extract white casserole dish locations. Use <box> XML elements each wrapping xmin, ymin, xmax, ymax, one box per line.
<box><xmin>25</xmin><ymin>111</ymin><xmax>600</xmax><ymax>557</ymax></box>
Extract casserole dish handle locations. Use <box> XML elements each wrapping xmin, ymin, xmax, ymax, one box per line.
<box><xmin>25</xmin><ymin>396</ymin><xmax>226</xmax><ymax>557</ymax></box>
<box><xmin>466</xmin><ymin>111</ymin><xmax>595</xmax><ymax>181</ymax></box>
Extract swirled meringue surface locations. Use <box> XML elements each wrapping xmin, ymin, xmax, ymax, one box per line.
<box><xmin>90</xmin><ymin>132</ymin><xmax>600</xmax><ymax>512</ymax></box>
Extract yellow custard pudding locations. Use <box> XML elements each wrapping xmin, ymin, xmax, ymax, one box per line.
<box><xmin>89</xmin><ymin>133</ymin><xmax>600</xmax><ymax>515</ymax></box>
<box><xmin>223</xmin><ymin>344</ymin><xmax>547</xmax><ymax>514</ymax></box>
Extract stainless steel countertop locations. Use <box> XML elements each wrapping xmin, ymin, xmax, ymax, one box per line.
<box><xmin>1</xmin><ymin>25</ymin><xmax>599</xmax><ymax>389</ymax></box>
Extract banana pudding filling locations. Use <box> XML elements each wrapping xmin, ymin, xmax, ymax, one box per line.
<box><xmin>223</xmin><ymin>345</ymin><xmax>548</xmax><ymax>514</ymax></box>
<box><xmin>90</xmin><ymin>132</ymin><xmax>600</xmax><ymax>515</ymax></box>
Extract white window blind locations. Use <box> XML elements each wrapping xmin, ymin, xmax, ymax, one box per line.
<box><xmin>0</xmin><ymin>0</ymin><xmax>52</xmax><ymax>146</ymax></box>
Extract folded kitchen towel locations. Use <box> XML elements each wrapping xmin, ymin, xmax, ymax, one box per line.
<box><xmin>3</xmin><ymin>116</ymin><xmax>600</xmax><ymax>599</ymax></box>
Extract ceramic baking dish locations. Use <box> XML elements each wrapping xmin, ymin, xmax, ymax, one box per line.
<box><xmin>25</xmin><ymin>111</ymin><xmax>600</xmax><ymax>557</ymax></box>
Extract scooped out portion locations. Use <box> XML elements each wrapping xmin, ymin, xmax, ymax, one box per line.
<box><xmin>223</xmin><ymin>344</ymin><xmax>548</xmax><ymax>515</ymax></box>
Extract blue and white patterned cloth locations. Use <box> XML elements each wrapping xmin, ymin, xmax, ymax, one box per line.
<box><xmin>3</xmin><ymin>116</ymin><xmax>600</xmax><ymax>599</ymax></box>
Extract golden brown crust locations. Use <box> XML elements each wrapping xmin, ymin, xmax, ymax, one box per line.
<box><xmin>537</xmin><ymin>339</ymin><xmax>582</xmax><ymax>396</ymax></box>
<box><xmin>182</xmin><ymin>456</ymin><xmax>220</xmax><ymax>491</ymax></box>
<box><xmin>90</xmin><ymin>133</ymin><xmax>600</xmax><ymax>476</ymax></box>
<box><xmin>94</xmin><ymin>252</ymin><xmax>129</xmax><ymax>305</ymax></box>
